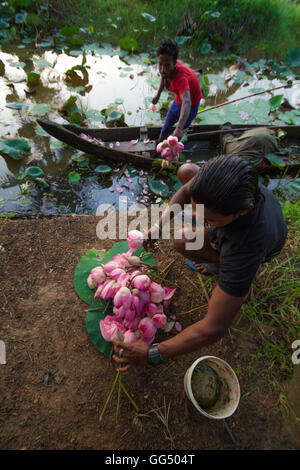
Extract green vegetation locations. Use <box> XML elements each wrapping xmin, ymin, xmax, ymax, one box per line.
<box><xmin>1</xmin><ymin>0</ymin><xmax>300</xmax><ymax>61</ymax></box>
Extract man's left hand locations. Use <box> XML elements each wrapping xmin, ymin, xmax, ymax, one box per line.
<box><xmin>173</xmin><ymin>127</ymin><xmax>184</xmax><ymax>140</ymax></box>
<box><xmin>112</xmin><ymin>340</ymin><xmax>148</xmax><ymax>372</ymax></box>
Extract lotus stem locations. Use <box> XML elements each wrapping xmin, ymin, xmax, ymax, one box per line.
<box><xmin>120</xmin><ymin>383</ymin><xmax>139</xmax><ymax>412</ymax></box>
<box><xmin>116</xmin><ymin>373</ymin><xmax>122</xmax><ymax>423</ymax></box>
<box><xmin>99</xmin><ymin>370</ymin><xmax>120</xmax><ymax>422</ymax></box>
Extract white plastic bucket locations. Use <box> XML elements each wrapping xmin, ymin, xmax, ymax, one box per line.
<box><xmin>184</xmin><ymin>355</ymin><xmax>240</xmax><ymax>420</ymax></box>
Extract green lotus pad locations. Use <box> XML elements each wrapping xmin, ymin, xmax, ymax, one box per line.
<box><xmin>25</xmin><ymin>166</ymin><xmax>44</xmax><ymax>179</ymax></box>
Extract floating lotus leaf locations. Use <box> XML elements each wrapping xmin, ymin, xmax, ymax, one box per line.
<box><xmin>25</xmin><ymin>166</ymin><xmax>44</xmax><ymax>179</ymax></box>
<box><xmin>95</xmin><ymin>165</ymin><xmax>112</xmax><ymax>174</ymax></box>
<box><xmin>68</xmin><ymin>171</ymin><xmax>81</xmax><ymax>182</ymax></box>
<box><xmin>5</xmin><ymin>103</ymin><xmax>28</xmax><ymax>110</ymax></box>
<box><xmin>32</xmin><ymin>103</ymin><xmax>52</xmax><ymax>115</ymax></box>
<box><xmin>148</xmin><ymin>179</ymin><xmax>169</xmax><ymax>197</ymax></box>
<box><xmin>35</xmin><ymin>177</ymin><xmax>49</xmax><ymax>189</ymax></box>
<box><xmin>0</xmin><ymin>138</ymin><xmax>31</xmax><ymax>160</ymax></box>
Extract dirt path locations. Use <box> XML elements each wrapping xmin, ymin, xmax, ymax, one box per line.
<box><xmin>0</xmin><ymin>216</ymin><xmax>299</xmax><ymax>450</ymax></box>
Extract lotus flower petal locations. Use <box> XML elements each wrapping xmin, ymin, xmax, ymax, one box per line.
<box><xmin>127</xmin><ymin>229</ymin><xmax>143</xmax><ymax>250</ymax></box>
<box><xmin>131</xmin><ymin>274</ymin><xmax>151</xmax><ymax>291</ymax></box>
<box><xmin>167</xmin><ymin>135</ymin><xmax>178</xmax><ymax>147</ymax></box>
<box><xmin>100</xmin><ymin>315</ymin><xmax>125</xmax><ymax>341</ymax></box>
<box><xmin>150</xmin><ymin>281</ymin><xmax>164</xmax><ymax>303</ymax></box>
<box><xmin>152</xmin><ymin>313</ymin><xmax>167</xmax><ymax>328</ymax></box>
<box><xmin>138</xmin><ymin>317</ymin><xmax>157</xmax><ymax>344</ymax></box>
<box><xmin>114</xmin><ymin>286</ymin><xmax>132</xmax><ymax>308</ymax></box>
<box><xmin>87</xmin><ymin>274</ymin><xmax>97</xmax><ymax>289</ymax></box>
<box><xmin>90</xmin><ymin>266</ymin><xmax>106</xmax><ymax>286</ymax></box>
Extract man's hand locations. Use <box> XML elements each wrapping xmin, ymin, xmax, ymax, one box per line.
<box><xmin>173</xmin><ymin>126</ymin><xmax>184</xmax><ymax>140</ymax></box>
<box><xmin>152</xmin><ymin>96</ymin><xmax>159</xmax><ymax>105</ymax></box>
<box><xmin>112</xmin><ymin>340</ymin><xmax>148</xmax><ymax>372</ymax></box>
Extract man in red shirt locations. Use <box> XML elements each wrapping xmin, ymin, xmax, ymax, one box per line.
<box><xmin>152</xmin><ymin>38</ymin><xmax>203</xmax><ymax>142</ymax></box>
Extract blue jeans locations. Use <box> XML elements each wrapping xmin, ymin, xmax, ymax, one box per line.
<box><xmin>161</xmin><ymin>100</ymin><xmax>200</xmax><ymax>137</ymax></box>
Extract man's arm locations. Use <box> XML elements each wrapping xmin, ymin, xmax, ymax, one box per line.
<box><xmin>112</xmin><ymin>285</ymin><xmax>245</xmax><ymax>369</ymax></box>
<box><xmin>173</xmin><ymin>89</ymin><xmax>192</xmax><ymax>140</ymax></box>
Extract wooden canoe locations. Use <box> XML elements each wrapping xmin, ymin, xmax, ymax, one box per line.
<box><xmin>37</xmin><ymin>119</ymin><xmax>300</xmax><ymax>173</ymax></box>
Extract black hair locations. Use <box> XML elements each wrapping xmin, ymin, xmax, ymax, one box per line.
<box><xmin>190</xmin><ymin>155</ymin><xmax>261</xmax><ymax>215</ymax></box>
<box><xmin>157</xmin><ymin>38</ymin><xmax>178</xmax><ymax>62</ymax></box>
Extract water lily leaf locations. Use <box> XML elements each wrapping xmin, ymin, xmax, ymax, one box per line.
<box><xmin>35</xmin><ymin>125</ymin><xmax>50</xmax><ymax>137</ymax></box>
<box><xmin>69</xmin><ymin>50</ymin><xmax>83</xmax><ymax>57</ymax></box>
<box><xmin>25</xmin><ymin>13</ymin><xmax>43</xmax><ymax>27</ymax></box>
<box><xmin>68</xmin><ymin>171</ymin><xmax>81</xmax><ymax>182</ymax></box>
<box><xmin>286</xmin><ymin>48</ymin><xmax>300</xmax><ymax>67</ymax></box>
<box><xmin>0</xmin><ymin>138</ymin><xmax>30</xmax><ymax>160</ymax></box>
<box><xmin>15</xmin><ymin>172</ymin><xmax>25</xmax><ymax>180</ymax></box>
<box><xmin>289</xmin><ymin>178</ymin><xmax>300</xmax><ymax>192</ymax></box>
<box><xmin>34</xmin><ymin>58</ymin><xmax>51</xmax><ymax>69</ymax></box>
<box><xmin>107</xmin><ymin>110</ymin><xmax>123</xmax><ymax>122</ymax></box>
<box><xmin>74</xmin><ymin>248</ymin><xmax>103</xmax><ymax>304</ymax></box>
<box><xmin>148</xmin><ymin>179</ymin><xmax>169</xmax><ymax>197</ymax></box>
<box><xmin>27</xmin><ymin>71</ymin><xmax>41</xmax><ymax>85</ymax></box>
<box><xmin>60</xmin><ymin>26</ymin><xmax>79</xmax><ymax>37</ymax></box>
<box><xmin>141</xmin><ymin>12</ymin><xmax>156</xmax><ymax>22</ymax></box>
<box><xmin>175</xmin><ymin>36</ymin><xmax>191</xmax><ymax>45</ymax></box>
<box><xmin>95</xmin><ymin>165</ymin><xmax>112</xmax><ymax>174</ymax></box>
<box><xmin>265</xmin><ymin>153</ymin><xmax>285</xmax><ymax>169</ymax></box>
<box><xmin>5</xmin><ymin>103</ymin><xmax>28</xmax><ymax>110</ymax></box>
<box><xmin>118</xmin><ymin>37</ymin><xmax>138</xmax><ymax>52</ymax></box>
<box><xmin>32</xmin><ymin>103</ymin><xmax>52</xmax><ymax>115</ymax></box>
<box><xmin>86</xmin><ymin>307</ymin><xmax>112</xmax><ymax>358</ymax></box>
<box><xmin>35</xmin><ymin>177</ymin><xmax>49</xmax><ymax>189</ymax></box>
<box><xmin>86</xmin><ymin>109</ymin><xmax>105</xmax><ymax>121</ymax></box>
<box><xmin>269</xmin><ymin>94</ymin><xmax>283</xmax><ymax>111</ymax></box>
<box><xmin>10</xmin><ymin>61</ymin><xmax>26</xmax><ymax>68</ymax></box>
<box><xmin>200</xmin><ymin>43</ymin><xmax>212</xmax><ymax>55</ymax></box>
<box><xmin>25</xmin><ymin>166</ymin><xmax>44</xmax><ymax>179</ymax></box>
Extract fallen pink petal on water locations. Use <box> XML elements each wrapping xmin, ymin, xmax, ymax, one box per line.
<box><xmin>129</xmin><ymin>74</ymin><xmax>134</xmax><ymax>79</ymax></box>
<box><xmin>130</xmin><ymin>139</ymin><xmax>138</xmax><ymax>145</ymax></box>
<box><xmin>109</xmin><ymin>187</ymin><xmax>114</xmax><ymax>192</ymax></box>
<box><xmin>139</xmin><ymin>170</ymin><xmax>144</xmax><ymax>176</ymax></box>
<box><xmin>124</xmin><ymin>184</ymin><xmax>130</xmax><ymax>189</ymax></box>
<box><xmin>117</xmin><ymin>187</ymin><xmax>123</xmax><ymax>193</ymax></box>
<box><xmin>126</xmin><ymin>175</ymin><xmax>131</xmax><ymax>181</ymax></box>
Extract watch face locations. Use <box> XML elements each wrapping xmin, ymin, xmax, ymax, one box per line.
<box><xmin>148</xmin><ymin>345</ymin><xmax>163</xmax><ymax>364</ymax></box>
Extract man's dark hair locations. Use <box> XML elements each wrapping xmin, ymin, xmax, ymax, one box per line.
<box><xmin>157</xmin><ymin>38</ymin><xmax>178</xmax><ymax>61</ymax></box>
<box><xmin>190</xmin><ymin>155</ymin><xmax>261</xmax><ymax>215</ymax></box>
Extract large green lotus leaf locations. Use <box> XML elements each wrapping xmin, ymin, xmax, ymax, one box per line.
<box><xmin>86</xmin><ymin>302</ymin><xmax>113</xmax><ymax>358</ymax></box>
<box><xmin>148</xmin><ymin>179</ymin><xmax>169</xmax><ymax>197</ymax></box>
<box><xmin>0</xmin><ymin>138</ymin><xmax>30</xmax><ymax>159</ymax></box>
<box><xmin>265</xmin><ymin>153</ymin><xmax>285</xmax><ymax>169</ymax></box>
<box><xmin>74</xmin><ymin>248</ymin><xmax>104</xmax><ymax>304</ymax></box>
<box><xmin>277</xmin><ymin>110</ymin><xmax>300</xmax><ymax>125</ymax></box>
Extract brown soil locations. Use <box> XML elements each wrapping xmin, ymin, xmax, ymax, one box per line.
<box><xmin>0</xmin><ymin>215</ymin><xmax>299</xmax><ymax>450</ymax></box>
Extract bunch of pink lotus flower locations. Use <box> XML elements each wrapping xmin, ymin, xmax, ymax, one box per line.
<box><xmin>156</xmin><ymin>135</ymin><xmax>184</xmax><ymax>165</ymax></box>
<box><xmin>87</xmin><ymin>230</ymin><xmax>176</xmax><ymax>345</ymax></box>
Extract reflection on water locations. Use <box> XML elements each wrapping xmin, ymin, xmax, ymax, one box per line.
<box><xmin>0</xmin><ymin>45</ymin><xmax>299</xmax><ymax>216</ymax></box>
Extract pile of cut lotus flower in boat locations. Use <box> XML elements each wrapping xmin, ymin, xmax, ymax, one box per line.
<box><xmin>156</xmin><ymin>135</ymin><xmax>184</xmax><ymax>166</ymax></box>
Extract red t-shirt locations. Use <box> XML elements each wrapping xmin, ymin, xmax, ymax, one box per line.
<box><xmin>164</xmin><ymin>60</ymin><xmax>203</xmax><ymax>105</ymax></box>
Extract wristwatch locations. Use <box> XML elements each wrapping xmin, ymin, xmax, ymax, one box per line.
<box><xmin>147</xmin><ymin>343</ymin><xmax>163</xmax><ymax>365</ymax></box>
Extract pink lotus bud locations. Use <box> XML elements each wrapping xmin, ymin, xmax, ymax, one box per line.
<box><xmin>131</xmin><ymin>293</ymin><xmax>144</xmax><ymax>316</ymax></box>
<box><xmin>127</xmin><ymin>256</ymin><xmax>141</xmax><ymax>266</ymax></box>
<box><xmin>137</xmin><ymin>290</ymin><xmax>151</xmax><ymax>304</ymax></box>
<box><xmin>131</xmin><ymin>274</ymin><xmax>151</xmax><ymax>291</ymax></box>
<box><xmin>138</xmin><ymin>317</ymin><xmax>157</xmax><ymax>344</ymax></box>
<box><xmin>87</xmin><ymin>274</ymin><xmax>97</xmax><ymax>289</ymax></box>
<box><xmin>109</xmin><ymin>268</ymin><xmax>125</xmax><ymax>280</ymax></box>
<box><xmin>127</xmin><ymin>230</ymin><xmax>143</xmax><ymax>251</ymax></box>
<box><xmin>124</xmin><ymin>308</ymin><xmax>136</xmax><ymax>323</ymax></box>
<box><xmin>123</xmin><ymin>330</ymin><xmax>139</xmax><ymax>344</ymax></box>
<box><xmin>177</xmin><ymin>141</ymin><xmax>184</xmax><ymax>151</ymax></box>
<box><xmin>90</xmin><ymin>266</ymin><xmax>106</xmax><ymax>286</ymax></box>
<box><xmin>98</xmin><ymin>279</ymin><xmax>116</xmax><ymax>300</ymax></box>
<box><xmin>156</xmin><ymin>142</ymin><xmax>163</xmax><ymax>153</ymax></box>
<box><xmin>162</xmin><ymin>147</ymin><xmax>171</xmax><ymax>158</ymax></box>
<box><xmin>115</xmin><ymin>272</ymin><xmax>130</xmax><ymax>288</ymax></box>
<box><xmin>114</xmin><ymin>286</ymin><xmax>132</xmax><ymax>308</ymax></box>
<box><xmin>99</xmin><ymin>315</ymin><xmax>125</xmax><ymax>342</ymax></box>
<box><xmin>146</xmin><ymin>302</ymin><xmax>159</xmax><ymax>315</ymax></box>
<box><xmin>103</xmin><ymin>260</ymin><xmax>119</xmax><ymax>274</ymax></box>
<box><xmin>150</xmin><ymin>282</ymin><xmax>165</xmax><ymax>303</ymax></box>
<box><xmin>167</xmin><ymin>135</ymin><xmax>178</xmax><ymax>147</ymax></box>
<box><xmin>152</xmin><ymin>313</ymin><xmax>167</xmax><ymax>328</ymax></box>
<box><xmin>163</xmin><ymin>287</ymin><xmax>176</xmax><ymax>308</ymax></box>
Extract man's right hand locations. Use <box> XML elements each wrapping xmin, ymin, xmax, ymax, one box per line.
<box><xmin>152</xmin><ymin>96</ymin><xmax>159</xmax><ymax>105</ymax></box>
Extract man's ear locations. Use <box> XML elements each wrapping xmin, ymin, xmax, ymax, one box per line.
<box><xmin>239</xmin><ymin>203</ymin><xmax>254</xmax><ymax>217</ymax></box>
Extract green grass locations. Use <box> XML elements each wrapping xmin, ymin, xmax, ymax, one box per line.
<box><xmin>9</xmin><ymin>0</ymin><xmax>299</xmax><ymax>61</ymax></box>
